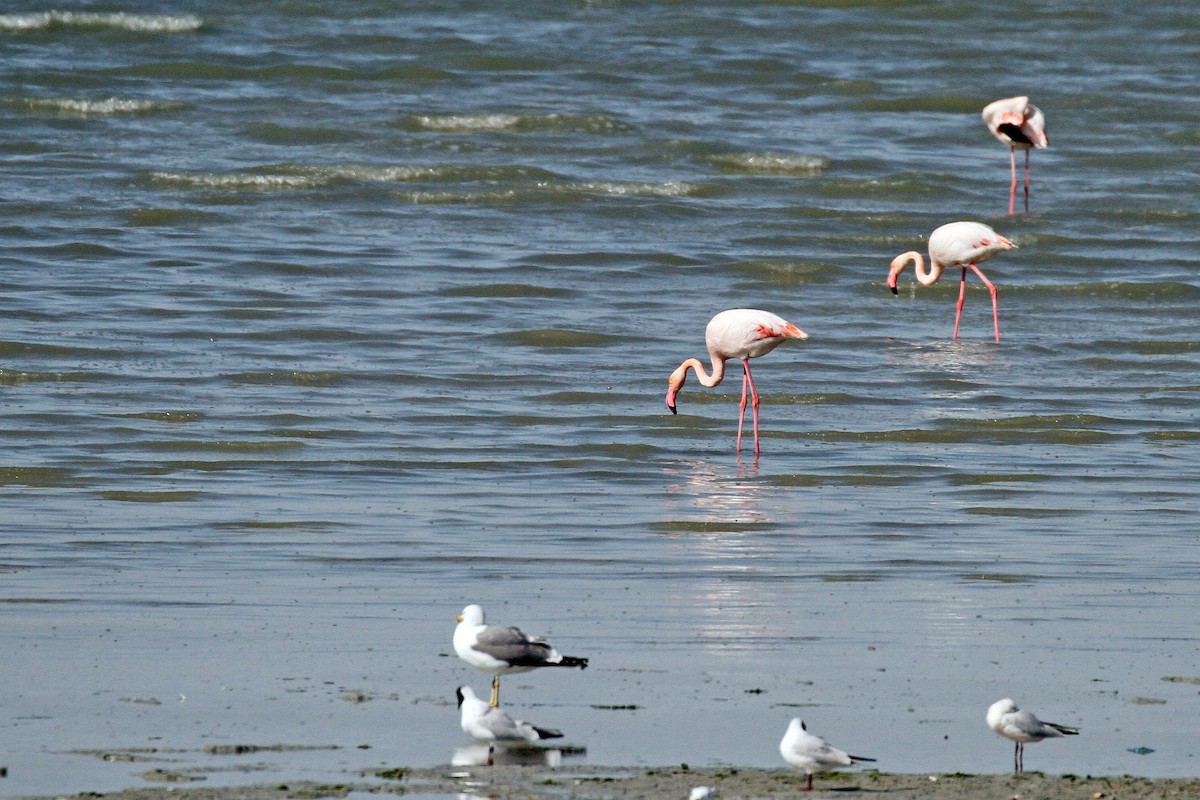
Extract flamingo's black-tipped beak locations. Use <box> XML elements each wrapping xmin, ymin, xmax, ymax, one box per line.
<box><xmin>890</xmin><ymin>285</ymin><xmax>898</xmax><ymax>295</ymax></box>
<box><xmin>668</xmin><ymin>403</ymin><xmax>677</xmax><ymax>415</ymax></box>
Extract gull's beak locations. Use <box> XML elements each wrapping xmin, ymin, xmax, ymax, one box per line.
<box><xmin>456</xmin><ymin>615</ymin><xmax>464</xmax><ymax>622</ymax></box>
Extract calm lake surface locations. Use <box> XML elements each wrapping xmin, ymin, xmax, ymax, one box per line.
<box><xmin>2</xmin><ymin>1</ymin><xmax>1198</xmax><ymax>795</ymax></box>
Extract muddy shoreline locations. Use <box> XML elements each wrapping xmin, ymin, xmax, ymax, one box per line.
<box><xmin>17</xmin><ymin>765</ymin><xmax>1200</xmax><ymax>800</ymax></box>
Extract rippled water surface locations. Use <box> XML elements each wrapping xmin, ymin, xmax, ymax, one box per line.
<box><xmin>2</xmin><ymin>1</ymin><xmax>1198</xmax><ymax>795</ymax></box>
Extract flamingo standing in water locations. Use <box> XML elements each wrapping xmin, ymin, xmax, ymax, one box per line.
<box><xmin>886</xmin><ymin>221</ymin><xmax>1015</xmax><ymax>342</ymax></box>
<box><xmin>982</xmin><ymin>96</ymin><xmax>1048</xmax><ymax>215</ymax></box>
<box><xmin>665</xmin><ymin>308</ymin><xmax>807</xmax><ymax>455</ymax></box>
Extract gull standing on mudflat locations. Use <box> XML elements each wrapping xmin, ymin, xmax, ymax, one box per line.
<box><xmin>987</xmin><ymin>698</ymin><xmax>1079</xmax><ymax>774</ymax></box>
<box><xmin>456</xmin><ymin>686</ymin><xmax>564</xmax><ymax>742</ymax></box>
<box><xmin>779</xmin><ymin>718</ymin><xmax>876</xmax><ymax>792</ymax></box>
<box><xmin>453</xmin><ymin>604</ymin><xmax>589</xmax><ymax>707</ymax></box>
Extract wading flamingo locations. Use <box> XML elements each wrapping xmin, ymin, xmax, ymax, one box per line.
<box><xmin>779</xmin><ymin>718</ymin><xmax>875</xmax><ymax>792</ymax></box>
<box><xmin>665</xmin><ymin>308</ymin><xmax>807</xmax><ymax>455</ymax></box>
<box><xmin>886</xmin><ymin>221</ymin><xmax>1015</xmax><ymax>342</ymax></box>
<box><xmin>982</xmin><ymin>96</ymin><xmax>1048</xmax><ymax>215</ymax></box>
<box><xmin>987</xmin><ymin>698</ymin><xmax>1079</xmax><ymax>774</ymax></box>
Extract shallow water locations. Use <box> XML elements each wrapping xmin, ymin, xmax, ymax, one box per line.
<box><xmin>2</xmin><ymin>1</ymin><xmax>1199</xmax><ymax>795</ymax></box>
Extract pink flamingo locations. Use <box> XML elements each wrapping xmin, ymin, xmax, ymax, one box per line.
<box><xmin>665</xmin><ymin>308</ymin><xmax>807</xmax><ymax>455</ymax></box>
<box><xmin>886</xmin><ymin>221</ymin><xmax>1015</xmax><ymax>342</ymax></box>
<box><xmin>982</xmin><ymin>96</ymin><xmax>1048</xmax><ymax>215</ymax></box>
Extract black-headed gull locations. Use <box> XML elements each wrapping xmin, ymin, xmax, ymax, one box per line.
<box><xmin>779</xmin><ymin>717</ymin><xmax>875</xmax><ymax>792</ymax></box>
<box><xmin>456</xmin><ymin>686</ymin><xmax>563</xmax><ymax>742</ymax></box>
<box><xmin>987</xmin><ymin>698</ymin><xmax>1079</xmax><ymax>773</ymax></box>
<box><xmin>453</xmin><ymin>604</ymin><xmax>588</xmax><ymax>706</ymax></box>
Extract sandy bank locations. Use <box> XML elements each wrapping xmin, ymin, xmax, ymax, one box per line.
<box><xmin>18</xmin><ymin>765</ymin><xmax>1200</xmax><ymax>800</ymax></box>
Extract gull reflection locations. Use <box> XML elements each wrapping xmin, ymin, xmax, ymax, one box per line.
<box><xmin>451</xmin><ymin>742</ymin><xmax>583</xmax><ymax>767</ymax></box>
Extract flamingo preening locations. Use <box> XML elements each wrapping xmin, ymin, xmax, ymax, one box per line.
<box><xmin>665</xmin><ymin>308</ymin><xmax>807</xmax><ymax>455</ymax></box>
<box><xmin>886</xmin><ymin>221</ymin><xmax>1015</xmax><ymax>342</ymax></box>
<box><xmin>982</xmin><ymin>96</ymin><xmax>1048</xmax><ymax>215</ymax></box>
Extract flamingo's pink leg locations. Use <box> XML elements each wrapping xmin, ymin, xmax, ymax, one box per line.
<box><xmin>1008</xmin><ymin>147</ymin><xmax>1018</xmax><ymax>216</ymax></box>
<box><xmin>1023</xmin><ymin>148</ymin><xmax>1031</xmax><ymax>212</ymax></box>
<box><xmin>735</xmin><ymin>364</ymin><xmax>750</xmax><ymax>452</ymax></box>
<box><xmin>743</xmin><ymin>358</ymin><xmax>761</xmax><ymax>454</ymax></box>
<box><xmin>953</xmin><ymin>267</ymin><xmax>967</xmax><ymax>339</ymax></box>
<box><xmin>968</xmin><ymin>262</ymin><xmax>1000</xmax><ymax>342</ymax></box>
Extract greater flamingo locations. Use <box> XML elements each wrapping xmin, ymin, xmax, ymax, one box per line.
<box><xmin>886</xmin><ymin>221</ymin><xmax>1015</xmax><ymax>342</ymax></box>
<box><xmin>665</xmin><ymin>308</ymin><xmax>807</xmax><ymax>455</ymax></box>
<box><xmin>779</xmin><ymin>718</ymin><xmax>875</xmax><ymax>792</ymax></box>
<box><xmin>987</xmin><ymin>698</ymin><xmax>1079</xmax><ymax>774</ymax></box>
<box><xmin>982</xmin><ymin>96</ymin><xmax>1048</xmax><ymax>215</ymax></box>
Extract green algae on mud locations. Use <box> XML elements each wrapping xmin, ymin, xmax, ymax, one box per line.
<box><xmin>17</xmin><ymin>767</ymin><xmax>1200</xmax><ymax>800</ymax></box>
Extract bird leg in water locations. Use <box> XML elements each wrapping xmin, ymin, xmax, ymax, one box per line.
<box><xmin>954</xmin><ymin>267</ymin><xmax>968</xmax><ymax>340</ymax></box>
<box><xmin>1024</xmin><ymin>148</ymin><xmax>1032</xmax><ymax>212</ymax></box>
<box><xmin>746</xmin><ymin>359</ymin><xmax>761</xmax><ymax>455</ymax></box>
<box><xmin>1008</xmin><ymin>147</ymin><xmax>1019</xmax><ymax>216</ymax></box>
<box><xmin>967</xmin><ymin>263</ymin><xmax>1001</xmax><ymax>342</ymax></box>
<box><xmin>490</xmin><ymin>675</ymin><xmax>500</xmax><ymax>707</ymax></box>
<box><xmin>736</xmin><ymin>363</ymin><xmax>749</xmax><ymax>453</ymax></box>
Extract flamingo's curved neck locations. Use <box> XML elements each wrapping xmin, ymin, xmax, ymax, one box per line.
<box><xmin>891</xmin><ymin>251</ymin><xmax>943</xmax><ymax>286</ymax></box>
<box><xmin>681</xmin><ymin>355</ymin><xmax>726</xmax><ymax>388</ymax></box>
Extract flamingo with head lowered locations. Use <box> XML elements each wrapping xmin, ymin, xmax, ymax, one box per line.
<box><xmin>665</xmin><ymin>308</ymin><xmax>807</xmax><ymax>455</ymax></box>
<box><xmin>886</xmin><ymin>221</ymin><xmax>1015</xmax><ymax>342</ymax></box>
<box><xmin>982</xmin><ymin>95</ymin><xmax>1048</xmax><ymax>215</ymax></box>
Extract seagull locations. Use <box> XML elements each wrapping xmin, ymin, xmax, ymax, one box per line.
<box><xmin>453</xmin><ymin>604</ymin><xmax>589</xmax><ymax>707</ymax></box>
<box><xmin>456</xmin><ymin>686</ymin><xmax>563</xmax><ymax>742</ymax></box>
<box><xmin>779</xmin><ymin>718</ymin><xmax>875</xmax><ymax>792</ymax></box>
<box><xmin>987</xmin><ymin>698</ymin><xmax>1079</xmax><ymax>774</ymax></box>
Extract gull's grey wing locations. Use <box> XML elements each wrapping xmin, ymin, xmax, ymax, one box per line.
<box><xmin>473</xmin><ymin>624</ymin><xmax>555</xmax><ymax>665</ymax></box>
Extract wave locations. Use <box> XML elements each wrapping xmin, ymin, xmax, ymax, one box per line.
<box><xmin>407</xmin><ymin>112</ymin><xmax>634</xmax><ymax>134</ymax></box>
<box><xmin>14</xmin><ymin>97</ymin><xmax>184</xmax><ymax>115</ymax></box>
<box><xmin>0</xmin><ymin>11</ymin><xmax>202</xmax><ymax>33</ymax></box>
<box><xmin>149</xmin><ymin>165</ymin><xmax>710</xmax><ymax>201</ymax></box>
<box><xmin>148</xmin><ymin>163</ymin><xmax>566</xmax><ymax>191</ymax></box>
<box><xmin>150</xmin><ymin>171</ymin><xmax>324</xmax><ymax>191</ymax></box>
<box><xmin>707</xmin><ymin>152</ymin><xmax>830</xmax><ymax>175</ymax></box>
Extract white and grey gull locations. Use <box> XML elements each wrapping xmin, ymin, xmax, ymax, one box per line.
<box><xmin>456</xmin><ymin>685</ymin><xmax>563</xmax><ymax>742</ymax></box>
<box><xmin>987</xmin><ymin>697</ymin><xmax>1079</xmax><ymax>774</ymax></box>
<box><xmin>453</xmin><ymin>604</ymin><xmax>588</xmax><ymax>707</ymax></box>
<box><xmin>779</xmin><ymin>717</ymin><xmax>875</xmax><ymax>792</ymax></box>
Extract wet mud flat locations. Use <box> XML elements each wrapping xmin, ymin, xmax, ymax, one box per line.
<box><xmin>16</xmin><ymin>765</ymin><xmax>1200</xmax><ymax>800</ymax></box>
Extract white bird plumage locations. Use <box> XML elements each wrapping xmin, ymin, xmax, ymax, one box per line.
<box><xmin>456</xmin><ymin>686</ymin><xmax>563</xmax><ymax>742</ymax></box>
<box><xmin>779</xmin><ymin>718</ymin><xmax>875</xmax><ymax>792</ymax></box>
<box><xmin>886</xmin><ymin>221</ymin><xmax>1016</xmax><ymax>342</ymax></box>
<box><xmin>453</xmin><ymin>604</ymin><xmax>588</xmax><ymax>707</ymax></box>
<box><xmin>665</xmin><ymin>308</ymin><xmax>808</xmax><ymax>455</ymax></box>
<box><xmin>987</xmin><ymin>698</ymin><xmax>1079</xmax><ymax>774</ymax></box>
<box><xmin>982</xmin><ymin>95</ymin><xmax>1048</xmax><ymax>215</ymax></box>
